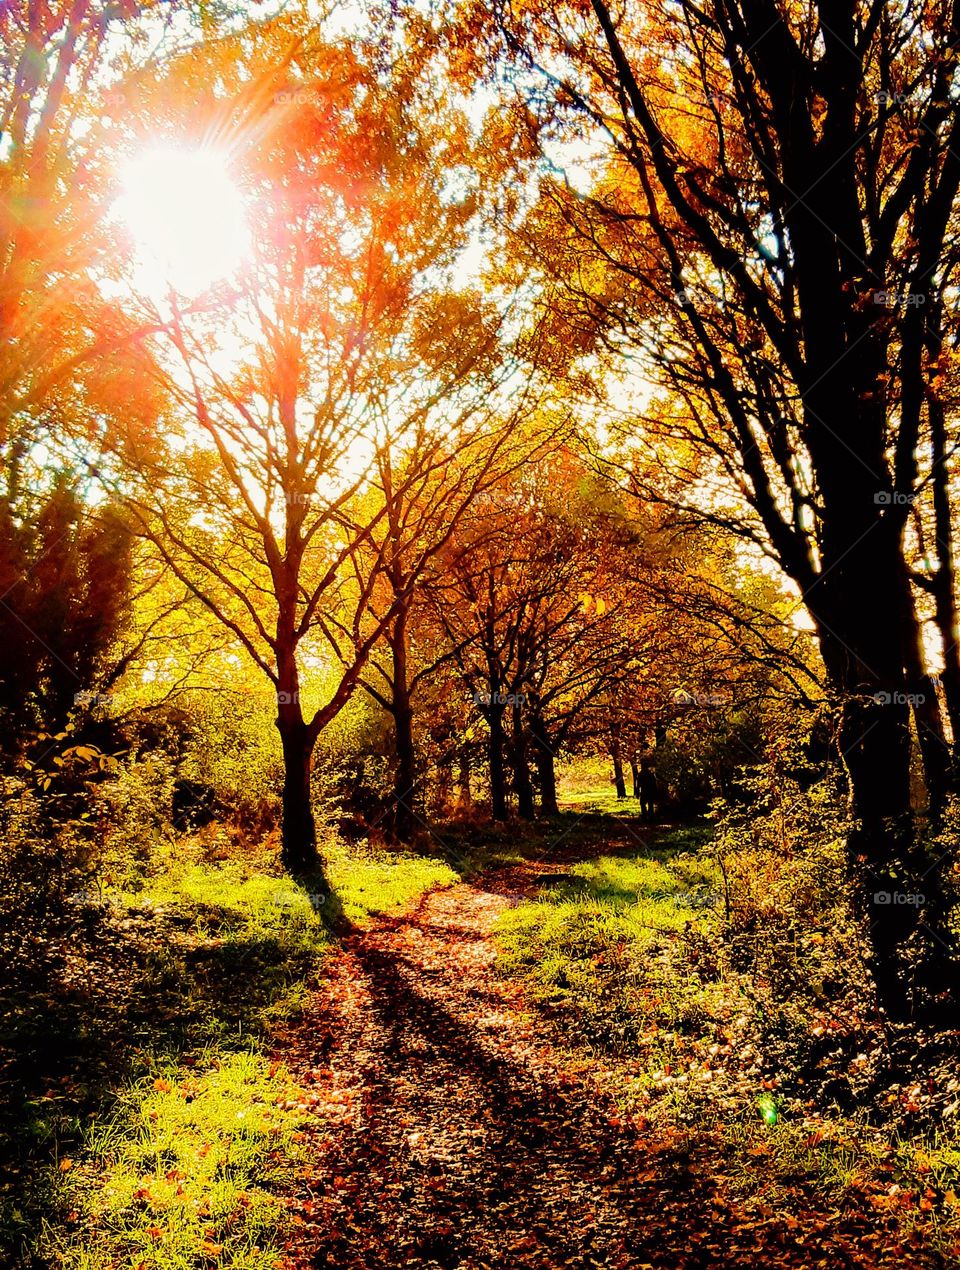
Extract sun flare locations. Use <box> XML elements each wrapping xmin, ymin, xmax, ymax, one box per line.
<box><xmin>117</xmin><ymin>147</ymin><xmax>249</xmax><ymax>299</ymax></box>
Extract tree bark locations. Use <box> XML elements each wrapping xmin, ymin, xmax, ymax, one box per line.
<box><xmin>488</xmin><ymin>707</ymin><xmax>508</xmax><ymax>821</ymax></box>
<box><xmin>629</xmin><ymin>756</ymin><xmax>640</xmax><ymax>799</ymax></box>
<box><xmin>814</xmin><ymin>589</ymin><xmax>917</xmax><ymax>1022</ymax></box>
<box><xmin>393</xmin><ymin>696</ymin><xmax>417</xmax><ymax>841</ymax></box>
<box><xmin>929</xmin><ymin>395</ymin><xmax>960</xmax><ymax>770</ymax></box>
<box><xmin>530</xmin><ymin>712</ymin><xmax>559</xmax><ymax>816</ymax></box>
<box><xmin>386</xmin><ymin>602</ymin><xmax>419</xmax><ymax>842</ymax></box>
<box><xmin>611</xmin><ymin>738</ymin><xmax>626</xmax><ymax>800</ymax></box>
<box><xmin>458</xmin><ymin>749</ymin><xmax>472</xmax><ymax>808</ymax></box>
<box><xmin>508</xmin><ymin>701</ymin><xmax>535</xmax><ymax>820</ymax></box>
<box><xmin>277</xmin><ymin>718</ymin><xmax>318</xmax><ymax>873</ymax></box>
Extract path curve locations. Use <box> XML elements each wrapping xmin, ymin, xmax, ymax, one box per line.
<box><xmin>272</xmin><ymin>863</ymin><xmax>946</xmax><ymax>1269</ymax></box>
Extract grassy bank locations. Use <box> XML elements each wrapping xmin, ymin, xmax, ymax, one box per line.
<box><xmin>1</xmin><ymin>833</ymin><xmax>457</xmax><ymax>1268</ymax></box>
<box><xmin>494</xmin><ymin>826</ymin><xmax>960</xmax><ymax>1257</ymax></box>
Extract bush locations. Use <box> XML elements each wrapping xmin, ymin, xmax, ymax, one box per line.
<box><xmin>712</xmin><ymin>760</ymin><xmax>860</xmax><ymax>1002</ymax></box>
<box><xmin>88</xmin><ymin>750</ymin><xmax>177</xmax><ymax>886</ymax></box>
<box><xmin>0</xmin><ymin>777</ymin><xmax>96</xmax><ymax>988</ymax></box>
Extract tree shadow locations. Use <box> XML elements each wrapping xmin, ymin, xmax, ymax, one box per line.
<box><xmin>0</xmin><ymin>888</ymin><xmax>340</xmax><ymax>1263</ymax></box>
<box><xmin>300</xmin><ymin>924</ymin><xmax>893</xmax><ymax>1270</ymax></box>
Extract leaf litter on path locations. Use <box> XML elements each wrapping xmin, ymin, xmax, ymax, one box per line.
<box><xmin>271</xmin><ymin>863</ymin><xmax>949</xmax><ymax>1269</ymax></box>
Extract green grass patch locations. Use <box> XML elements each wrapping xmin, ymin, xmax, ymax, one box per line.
<box><xmin>4</xmin><ymin>833</ymin><xmax>459</xmax><ymax>1266</ymax></box>
<box><xmin>44</xmin><ymin>1050</ymin><xmax>307</xmax><ymax>1270</ymax></box>
<box><xmin>493</xmin><ymin>826</ymin><xmax>960</xmax><ymax>1258</ymax></box>
<box><xmin>324</xmin><ymin>837</ymin><xmax>458</xmax><ymax>923</ymax></box>
<box><xmin>496</xmin><ymin>833</ymin><xmax>724</xmax><ymax>1059</ymax></box>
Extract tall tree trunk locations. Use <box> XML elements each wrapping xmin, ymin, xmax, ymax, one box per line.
<box><xmin>629</xmin><ymin>756</ymin><xmax>640</xmax><ymax>799</ymax></box>
<box><xmin>812</xmin><ymin>551</ymin><xmax>919</xmax><ymax>1022</ymax></box>
<box><xmin>510</xmin><ymin>702</ymin><xmax>535</xmax><ymax>821</ymax></box>
<box><xmin>458</xmin><ymin>749</ymin><xmax>472</xmax><ymax>808</ymax></box>
<box><xmin>277</xmin><ymin>717</ymin><xmax>318</xmax><ymax>873</ymax></box>
<box><xmin>530</xmin><ymin>712</ymin><xmax>559</xmax><ymax>816</ymax></box>
<box><xmin>611</xmin><ymin>737</ymin><xmax>626</xmax><ymax>800</ymax></box>
<box><xmin>393</xmin><ymin>695</ymin><xmax>416</xmax><ymax>841</ymax></box>
<box><xmin>488</xmin><ymin>707</ymin><xmax>507</xmax><ymax>821</ymax></box>
<box><xmin>389</xmin><ymin>603</ymin><xmax>418</xmax><ymax>842</ymax></box>
<box><xmin>888</xmin><ymin>552</ymin><xmax>950</xmax><ymax>821</ymax></box>
<box><xmin>929</xmin><ymin>394</ymin><xmax>960</xmax><ymax>769</ymax></box>
<box><xmin>434</xmin><ymin>758</ymin><xmax>453</xmax><ymax>813</ymax></box>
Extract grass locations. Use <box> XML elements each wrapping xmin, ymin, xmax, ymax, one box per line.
<box><xmin>493</xmin><ymin>826</ymin><xmax>960</xmax><ymax>1257</ymax></box>
<box><xmin>45</xmin><ymin>1051</ymin><xmax>307</xmax><ymax>1270</ymax></box>
<box><xmin>324</xmin><ymin>836</ymin><xmax>458</xmax><ymax>922</ymax></box>
<box><xmin>2</xmin><ymin>831</ymin><xmax>458</xmax><ymax>1268</ymax></box>
<box><xmin>496</xmin><ymin>834</ymin><xmax>726</xmax><ymax>1065</ymax></box>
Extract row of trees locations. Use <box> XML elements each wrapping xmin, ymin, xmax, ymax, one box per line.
<box><xmin>4</xmin><ymin>0</ymin><xmax>960</xmax><ymax>1020</ymax></box>
<box><xmin>2</xmin><ymin>6</ymin><xmax>780</xmax><ymax>862</ymax></box>
<box><xmin>449</xmin><ymin>0</ymin><xmax>960</xmax><ymax>1021</ymax></box>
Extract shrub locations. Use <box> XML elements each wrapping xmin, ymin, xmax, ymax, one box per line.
<box><xmin>0</xmin><ymin>777</ymin><xmax>96</xmax><ymax>989</ymax></box>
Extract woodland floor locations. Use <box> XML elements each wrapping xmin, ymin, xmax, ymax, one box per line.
<box><xmin>271</xmin><ymin>844</ymin><xmax>949</xmax><ymax>1270</ymax></box>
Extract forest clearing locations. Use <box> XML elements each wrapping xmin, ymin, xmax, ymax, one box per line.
<box><xmin>5</xmin><ymin>0</ymin><xmax>960</xmax><ymax>1264</ymax></box>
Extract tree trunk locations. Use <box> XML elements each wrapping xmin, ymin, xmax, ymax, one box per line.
<box><xmin>890</xmin><ymin>553</ymin><xmax>950</xmax><ymax>821</ymax></box>
<box><xmin>629</xmin><ymin>756</ymin><xmax>640</xmax><ymax>799</ymax></box>
<box><xmin>488</xmin><ymin>707</ymin><xmax>507</xmax><ymax>821</ymax></box>
<box><xmin>458</xmin><ymin>749</ymin><xmax>472</xmax><ymax>808</ymax></box>
<box><xmin>389</xmin><ymin>604</ymin><xmax>418</xmax><ymax>842</ymax></box>
<box><xmin>611</xmin><ymin>739</ymin><xmax>626</xmax><ymax>800</ymax></box>
<box><xmin>434</xmin><ymin>753</ymin><xmax>453</xmax><ymax>815</ymax></box>
<box><xmin>393</xmin><ymin>696</ymin><xmax>417</xmax><ymax>841</ymax></box>
<box><xmin>812</xmin><ymin>567</ymin><xmax>918</xmax><ymax>1022</ymax></box>
<box><xmin>530</xmin><ymin>712</ymin><xmax>559</xmax><ymax>816</ymax></box>
<box><xmin>509</xmin><ymin>702</ymin><xmax>535</xmax><ymax>820</ymax></box>
<box><xmin>277</xmin><ymin>718</ymin><xmax>318</xmax><ymax>873</ymax></box>
<box><xmin>929</xmin><ymin>394</ymin><xmax>960</xmax><ymax>771</ymax></box>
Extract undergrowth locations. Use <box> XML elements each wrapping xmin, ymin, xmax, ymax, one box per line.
<box><xmin>1</xmin><ymin>830</ymin><xmax>457</xmax><ymax>1267</ymax></box>
<box><xmin>494</xmin><ymin>816</ymin><xmax>960</xmax><ymax>1257</ymax></box>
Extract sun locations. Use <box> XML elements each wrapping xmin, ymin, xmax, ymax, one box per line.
<box><xmin>117</xmin><ymin>147</ymin><xmax>250</xmax><ymax>299</ymax></box>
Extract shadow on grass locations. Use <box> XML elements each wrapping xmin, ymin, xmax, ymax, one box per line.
<box><xmin>302</xmin><ymin>925</ymin><xmax>904</xmax><ymax>1269</ymax></box>
<box><xmin>0</xmin><ymin>876</ymin><xmax>337</xmax><ymax>1264</ymax></box>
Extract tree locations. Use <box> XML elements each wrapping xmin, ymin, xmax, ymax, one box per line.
<box><xmin>356</xmin><ymin>409</ymin><xmax>564</xmax><ymax>840</ymax></box>
<box><xmin>110</xmin><ymin>29</ymin><xmax>540</xmax><ymax>872</ymax></box>
<box><xmin>425</xmin><ymin>454</ymin><xmax>647</xmax><ymax>819</ymax></box>
<box><xmin>481</xmin><ymin>0</ymin><xmax>960</xmax><ymax>1020</ymax></box>
<box><xmin>0</xmin><ymin>480</ymin><xmax>132</xmax><ymax>751</ymax></box>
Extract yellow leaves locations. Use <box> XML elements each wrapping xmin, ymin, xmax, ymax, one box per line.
<box><xmin>578</xmin><ymin>592</ymin><xmax>607</xmax><ymax>615</ymax></box>
<box><xmin>153</xmin><ymin>1077</ymin><xmax>173</xmax><ymax>1093</ymax></box>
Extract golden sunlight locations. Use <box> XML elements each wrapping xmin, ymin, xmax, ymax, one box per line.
<box><xmin>116</xmin><ymin>147</ymin><xmax>249</xmax><ymax>298</ymax></box>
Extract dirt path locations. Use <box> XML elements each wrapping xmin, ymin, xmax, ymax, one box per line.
<box><xmin>272</xmin><ymin>861</ymin><xmax>946</xmax><ymax>1270</ymax></box>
